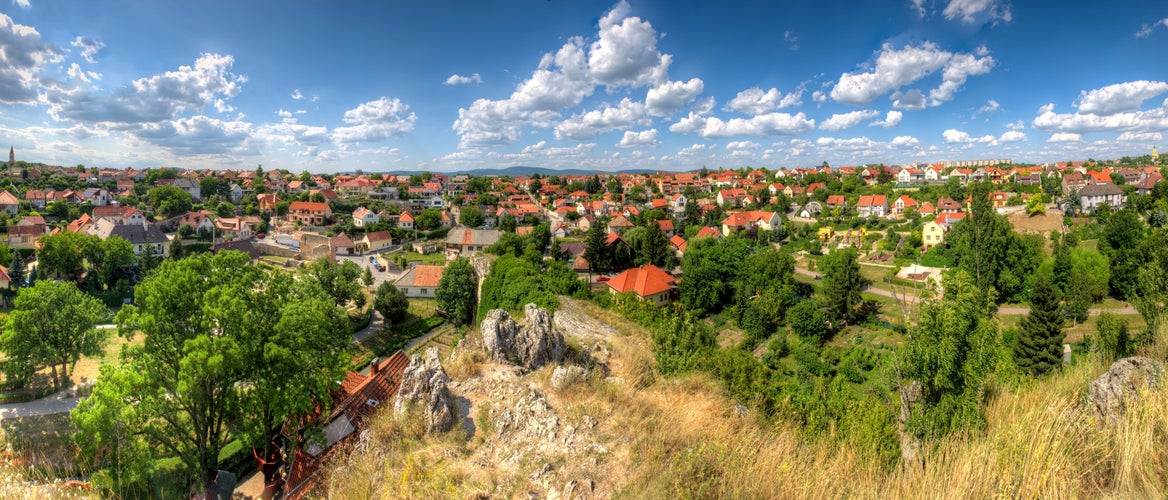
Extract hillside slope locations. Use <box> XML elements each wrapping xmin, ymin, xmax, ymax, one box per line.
<box><xmin>319</xmin><ymin>297</ymin><xmax>1168</xmax><ymax>499</ymax></box>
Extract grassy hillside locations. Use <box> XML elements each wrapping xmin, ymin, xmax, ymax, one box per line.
<box><xmin>319</xmin><ymin>298</ymin><xmax>1168</xmax><ymax>499</ymax></box>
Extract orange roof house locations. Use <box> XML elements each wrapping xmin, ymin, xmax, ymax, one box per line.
<box><xmin>607</xmin><ymin>264</ymin><xmax>677</xmax><ymax>306</ymax></box>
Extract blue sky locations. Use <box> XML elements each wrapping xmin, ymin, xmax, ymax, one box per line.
<box><xmin>0</xmin><ymin>0</ymin><xmax>1166</xmax><ymax>173</ymax></box>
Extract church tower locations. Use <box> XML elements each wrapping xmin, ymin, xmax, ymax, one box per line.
<box><xmin>7</xmin><ymin>146</ymin><xmax>12</xmax><ymax>167</ymax></box>
<box><xmin>1154</xmin><ymin>146</ymin><xmax>1160</xmax><ymax>163</ymax></box>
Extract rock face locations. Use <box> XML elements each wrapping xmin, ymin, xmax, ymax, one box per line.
<box><xmin>550</xmin><ymin>365</ymin><xmax>589</xmax><ymax>391</ymax></box>
<box><xmin>394</xmin><ymin>347</ymin><xmax>456</xmax><ymax>434</ymax></box>
<box><xmin>480</xmin><ymin>304</ymin><xmax>566</xmax><ymax>370</ymax></box>
<box><xmin>1088</xmin><ymin>356</ymin><xmax>1165</xmax><ymax>423</ymax></box>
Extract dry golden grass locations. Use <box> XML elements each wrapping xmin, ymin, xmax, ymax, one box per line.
<box><xmin>322</xmin><ymin>298</ymin><xmax>1168</xmax><ymax>499</ymax></box>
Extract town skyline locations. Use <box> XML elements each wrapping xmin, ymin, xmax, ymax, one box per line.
<box><xmin>0</xmin><ymin>0</ymin><xmax>1166</xmax><ymax>173</ymax></box>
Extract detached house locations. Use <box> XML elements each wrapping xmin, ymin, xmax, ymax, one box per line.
<box><xmin>607</xmin><ymin>264</ymin><xmax>677</xmax><ymax>307</ymax></box>
<box><xmin>359</xmin><ymin>230</ymin><xmax>393</xmax><ymax>253</ymax></box>
<box><xmin>352</xmin><ymin>207</ymin><xmax>379</xmax><ymax>228</ymax></box>
<box><xmin>856</xmin><ymin>195</ymin><xmax>888</xmax><ymax>218</ymax></box>
<box><xmin>393</xmin><ymin>265</ymin><xmax>445</xmax><ymax>298</ymax></box>
<box><xmin>0</xmin><ymin>190</ymin><xmax>19</xmax><ymax>215</ymax></box>
<box><xmin>1078</xmin><ymin>183</ymin><xmax>1126</xmax><ymax>213</ymax></box>
<box><xmin>721</xmin><ymin>210</ymin><xmax>781</xmax><ymax>236</ymax></box>
<box><xmin>922</xmin><ymin>212</ymin><xmax>966</xmax><ymax>252</ymax></box>
<box><xmin>287</xmin><ymin>201</ymin><xmax>332</xmax><ymax>226</ymax></box>
<box><xmin>893</xmin><ymin>195</ymin><xmax>918</xmax><ymax>217</ymax></box>
<box><xmin>444</xmin><ymin>227</ymin><xmax>502</xmax><ymax>255</ymax></box>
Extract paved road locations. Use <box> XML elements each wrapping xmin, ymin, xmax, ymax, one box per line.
<box><xmin>0</xmin><ymin>390</ymin><xmax>82</xmax><ymax>420</ymax></box>
<box><xmin>354</xmin><ymin>309</ymin><xmax>384</xmax><ymax>343</ymax></box>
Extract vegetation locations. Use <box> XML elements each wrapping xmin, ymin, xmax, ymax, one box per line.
<box><xmin>1</xmin><ymin>280</ymin><xmax>106</xmax><ymax>390</ymax></box>
<box><xmin>374</xmin><ymin>281</ymin><xmax>410</xmax><ymax>323</ymax></box>
<box><xmin>436</xmin><ymin>257</ymin><xmax>477</xmax><ymax>326</ymax></box>
<box><xmin>1014</xmin><ymin>274</ymin><xmax>1066</xmax><ymax>376</ymax></box>
<box><xmin>71</xmin><ymin>251</ymin><xmax>353</xmax><ymax>497</ymax></box>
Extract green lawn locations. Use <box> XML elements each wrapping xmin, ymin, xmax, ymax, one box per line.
<box><xmin>390</xmin><ymin>250</ymin><xmax>447</xmax><ymax>267</ymax></box>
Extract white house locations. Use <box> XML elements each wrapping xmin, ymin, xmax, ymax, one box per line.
<box><xmin>352</xmin><ymin>207</ymin><xmax>379</xmax><ymax>228</ymax></box>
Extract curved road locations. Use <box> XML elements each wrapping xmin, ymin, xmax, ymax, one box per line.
<box><xmin>0</xmin><ymin>390</ymin><xmax>82</xmax><ymax>420</ymax></box>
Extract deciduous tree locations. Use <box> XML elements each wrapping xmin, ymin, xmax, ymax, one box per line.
<box><xmin>436</xmin><ymin>258</ymin><xmax>477</xmax><ymax>326</ymax></box>
<box><xmin>374</xmin><ymin>281</ymin><xmax>409</xmax><ymax>323</ymax></box>
<box><xmin>1</xmin><ymin>280</ymin><xmax>106</xmax><ymax>390</ymax></box>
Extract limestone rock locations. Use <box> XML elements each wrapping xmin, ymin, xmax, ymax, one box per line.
<box><xmin>480</xmin><ymin>304</ymin><xmax>566</xmax><ymax>370</ymax></box>
<box><xmin>1088</xmin><ymin>356</ymin><xmax>1165</xmax><ymax>423</ymax></box>
<box><xmin>394</xmin><ymin>347</ymin><xmax>457</xmax><ymax>434</ymax></box>
<box><xmin>550</xmin><ymin>365</ymin><xmax>589</xmax><ymax>391</ymax></box>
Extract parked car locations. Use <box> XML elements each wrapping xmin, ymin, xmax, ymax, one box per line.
<box><xmin>596</xmin><ymin>275</ymin><xmax>610</xmax><ymax>282</ymax></box>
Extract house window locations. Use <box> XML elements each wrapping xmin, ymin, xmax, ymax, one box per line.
<box><xmin>421</xmin><ymin>288</ymin><xmax>428</xmax><ymax>295</ymax></box>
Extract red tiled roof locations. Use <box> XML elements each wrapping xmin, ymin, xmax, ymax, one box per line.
<box><xmin>411</xmin><ymin>265</ymin><xmax>445</xmax><ymax>287</ymax></box>
<box><xmin>695</xmin><ymin>226</ymin><xmax>721</xmax><ymax>238</ymax></box>
<box><xmin>607</xmin><ymin>264</ymin><xmax>676</xmax><ymax>297</ymax></box>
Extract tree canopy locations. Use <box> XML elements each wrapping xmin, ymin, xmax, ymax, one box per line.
<box><xmin>1</xmin><ymin>280</ymin><xmax>106</xmax><ymax>390</ymax></box>
<box><xmin>71</xmin><ymin>251</ymin><xmax>353</xmax><ymax>497</ymax></box>
<box><xmin>436</xmin><ymin>258</ymin><xmax>477</xmax><ymax>326</ymax></box>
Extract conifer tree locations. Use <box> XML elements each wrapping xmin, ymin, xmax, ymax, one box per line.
<box><xmin>820</xmin><ymin>247</ymin><xmax>870</xmax><ymax>324</ymax></box>
<box><xmin>1015</xmin><ymin>274</ymin><xmax>1066</xmax><ymax>375</ymax></box>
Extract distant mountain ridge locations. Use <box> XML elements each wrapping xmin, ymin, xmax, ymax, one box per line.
<box><xmin>360</xmin><ymin>166</ymin><xmax>672</xmax><ymax>177</ymax></box>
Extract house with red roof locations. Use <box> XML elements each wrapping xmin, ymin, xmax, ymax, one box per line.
<box><xmin>281</xmin><ymin>351</ymin><xmax>411</xmax><ymax>500</ymax></box>
<box><xmin>287</xmin><ymin>201</ymin><xmax>333</xmax><ymax>226</ymax></box>
<box><xmin>721</xmin><ymin>210</ymin><xmax>780</xmax><ymax>237</ymax></box>
<box><xmin>0</xmin><ymin>190</ymin><xmax>19</xmax><ymax>215</ymax></box>
<box><xmin>656</xmin><ymin>219</ymin><xmax>675</xmax><ymax>237</ymax></box>
<box><xmin>607</xmin><ymin>264</ymin><xmax>677</xmax><ymax>306</ymax></box>
<box><xmin>694</xmin><ymin>226</ymin><xmax>722</xmax><ymax>239</ymax></box>
<box><xmin>856</xmin><ymin>195</ymin><xmax>888</xmax><ymax>218</ymax></box>
<box><xmin>398</xmin><ymin>211</ymin><xmax>415</xmax><ymax>229</ymax></box>
<box><xmin>922</xmin><ymin>212</ymin><xmax>966</xmax><ymax>251</ymax></box>
<box><xmin>893</xmin><ymin>195</ymin><xmax>918</xmax><ymax>217</ymax></box>
<box><xmin>393</xmin><ymin>264</ymin><xmax>445</xmax><ymax>298</ymax></box>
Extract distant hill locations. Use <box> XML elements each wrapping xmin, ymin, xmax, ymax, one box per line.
<box><xmin>366</xmin><ymin>166</ymin><xmax>673</xmax><ymax>177</ymax></box>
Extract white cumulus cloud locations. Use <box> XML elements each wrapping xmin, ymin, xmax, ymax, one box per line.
<box><xmin>943</xmin><ymin>128</ymin><xmax>994</xmax><ymax>143</ymax></box>
<box><xmin>942</xmin><ymin>0</ymin><xmax>1012</xmax><ymax>25</ymax></box>
<box><xmin>1048</xmin><ymin>132</ymin><xmax>1081</xmax><ymax>142</ymax></box>
<box><xmin>869</xmin><ymin>110</ymin><xmax>903</xmax><ymax>128</ymax></box>
<box><xmin>830</xmin><ymin>42</ymin><xmax>993</xmax><ymax>108</ymax></box>
<box><xmin>891</xmin><ymin>135</ymin><xmax>920</xmax><ymax>147</ymax></box>
<box><xmin>998</xmin><ymin>130</ymin><xmax>1026</xmax><ymax>142</ymax></box>
<box><xmin>554</xmin><ymin>98</ymin><xmax>649</xmax><ymax>140</ymax></box>
<box><xmin>332</xmin><ymin>97</ymin><xmax>416</xmax><ymax>143</ymax></box>
<box><xmin>645</xmin><ymin>78</ymin><xmax>704</xmax><ymax>116</ymax></box>
<box><xmin>820</xmin><ymin>109</ymin><xmax>880</xmax><ymax>131</ymax></box>
<box><xmin>1075</xmin><ymin>80</ymin><xmax>1168</xmax><ymax>115</ymax></box>
<box><xmin>725</xmin><ymin>87</ymin><xmax>798</xmax><ymax>115</ymax></box>
<box><xmin>1117</xmin><ymin>131</ymin><xmax>1163</xmax><ymax>142</ymax></box>
<box><xmin>444</xmin><ymin>73</ymin><xmax>482</xmax><ymax>86</ymax></box>
<box><xmin>617</xmin><ymin>129</ymin><xmax>659</xmax><ymax>147</ymax></box>
<box><xmin>70</xmin><ymin>36</ymin><xmax>104</xmax><ymax>63</ymax></box>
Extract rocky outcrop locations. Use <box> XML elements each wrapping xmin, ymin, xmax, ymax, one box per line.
<box><xmin>550</xmin><ymin>365</ymin><xmax>589</xmax><ymax>391</ymax></box>
<box><xmin>394</xmin><ymin>347</ymin><xmax>456</xmax><ymax>434</ymax></box>
<box><xmin>1088</xmin><ymin>356</ymin><xmax>1165</xmax><ymax>423</ymax></box>
<box><xmin>897</xmin><ymin>380</ymin><xmax>923</xmax><ymax>468</ymax></box>
<box><xmin>480</xmin><ymin>304</ymin><xmax>565</xmax><ymax>370</ymax></box>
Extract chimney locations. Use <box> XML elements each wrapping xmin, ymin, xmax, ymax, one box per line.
<box><xmin>370</xmin><ymin>357</ymin><xmax>380</xmax><ymax>375</ymax></box>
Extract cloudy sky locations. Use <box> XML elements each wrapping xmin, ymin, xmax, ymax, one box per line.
<box><xmin>0</xmin><ymin>0</ymin><xmax>1166</xmax><ymax>173</ymax></box>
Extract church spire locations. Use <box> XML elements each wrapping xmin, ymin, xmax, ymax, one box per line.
<box><xmin>8</xmin><ymin>146</ymin><xmax>12</xmax><ymax>167</ymax></box>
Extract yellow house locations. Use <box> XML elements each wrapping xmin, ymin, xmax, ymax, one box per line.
<box><xmin>922</xmin><ymin>212</ymin><xmax>965</xmax><ymax>251</ymax></box>
<box><xmin>818</xmin><ymin>226</ymin><xmax>835</xmax><ymax>241</ymax></box>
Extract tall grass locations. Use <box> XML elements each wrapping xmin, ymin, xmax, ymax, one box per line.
<box><xmin>322</xmin><ymin>298</ymin><xmax>1168</xmax><ymax>499</ymax></box>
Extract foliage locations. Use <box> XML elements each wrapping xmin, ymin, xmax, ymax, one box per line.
<box><xmin>0</xmin><ymin>280</ymin><xmax>106</xmax><ymax>390</ymax></box>
<box><xmin>374</xmin><ymin>281</ymin><xmax>409</xmax><ymax>323</ymax></box>
<box><xmin>459</xmin><ymin>207</ymin><xmax>485</xmax><ymax>228</ymax></box>
<box><xmin>678</xmin><ymin>236</ymin><xmax>751</xmax><ymax>315</ymax></box>
<box><xmin>478</xmin><ymin>255</ymin><xmax>586</xmax><ymax>320</ymax></box>
<box><xmin>1014</xmin><ymin>274</ymin><xmax>1065</xmax><ymax>376</ymax></box>
<box><xmin>305</xmin><ymin>257</ymin><xmax>363</xmax><ymax>307</ymax></box>
<box><xmin>1092</xmin><ymin>312</ymin><xmax>1131</xmax><ymax>362</ymax></box>
<box><xmin>902</xmin><ymin>270</ymin><xmax>1001</xmax><ymax>439</ymax></box>
<box><xmin>819</xmin><ymin>247</ymin><xmax>870</xmax><ymax>324</ymax></box>
<box><xmin>1025</xmin><ymin>192</ymin><xmax>1046</xmax><ymax>215</ymax></box>
<box><xmin>436</xmin><ymin>258</ymin><xmax>477</xmax><ymax>326</ymax></box>
<box><xmin>1101</xmin><ymin>208</ymin><xmax>1145</xmax><ymax>300</ymax></box>
<box><xmin>651</xmin><ymin>311</ymin><xmax>716</xmax><ymax>375</ymax></box>
<box><xmin>37</xmin><ymin>231</ymin><xmax>99</xmax><ymax>280</ymax></box>
<box><xmin>787</xmin><ymin>300</ymin><xmax>833</xmax><ymax>343</ymax></box>
<box><xmin>72</xmin><ymin>251</ymin><xmax>353</xmax><ymax>497</ymax></box>
<box><xmin>946</xmin><ymin>183</ymin><xmax>1042</xmax><ymax>303</ymax></box>
<box><xmin>146</xmin><ymin>185</ymin><xmax>194</xmax><ymax>218</ymax></box>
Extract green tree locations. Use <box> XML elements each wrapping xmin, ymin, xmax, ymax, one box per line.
<box><xmin>1101</xmin><ymin>208</ymin><xmax>1145</xmax><ymax>300</ymax></box>
<box><xmin>415</xmin><ymin>208</ymin><xmax>442</xmax><ymax>231</ymax></box>
<box><xmin>639</xmin><ymin>220</ymin><xmax>672</xmax><ymax>268</ymax></box>
<box><xmin>362</xmin><ymin>265</ymin><xmax>375</xmax><ymax>287</ymax></box>
<box><xmin>1026</xmin><ymin>192</ymin><xmax>1046</xmax><ymax>215</ymax></box>
<box><xmin>583</xmin><ymin>217</ymin><xmax>609</xmax><ymax>273</ymax></box>
<box><xmin>146</xmin><ymin>185</ymin><xmax>194</xmax><ymax>218</ymax></box>
<box><xmin>1014</xmin><ymin>274</ymin><xmax>1065</xmax><ymax>376</ymax></box>
<box><xmin>529</xmin><ymin>222</ymin><xmax>552</xmax><ymax>255</ymax></box>
<box><xmin>459</xmin><ymin>207</ymin><xmax>485</xmax><ymax>228</ymax></box>
<box><xmin>38</xmin><ymin>231</ymin><xmax>100</xmax><ymax>280</ymax></box>
<box><xmin>947</xmin><ymin>182</ymin><xmax>1041</xmax><ymax>303</ymax></box>
<box><xmin>8</xmin><ymin>251</ymin><xmax>24</xmax><ymax>289</ymax></box>
<box><xmin>91</xmin><ymin>236</ymin><xmax>137</xmax><ymax>290</ymax></box>
<box><xmin>305</xmin><ymin>257</ymin><xmax>363</xmax><ymax>307</ymax></box>
<box><xmin>902</xmin><ymin>270</ymin><xmax>1001</xmax><ymax>439</ymax></box>
<box><xmin>1093</xmin><ymin>312</ymin><xmax>1131</xmax><ymax>361</ymax></box>
<box><xmin>72</xmin><ymin>251</ymin><xmax>352</xmax><ymax>496</ymax></box>
<box><xmin>500</xmin><ymin>212</ymin><xmax>518</xmax><ymax>233</ymax></box>
<box><xmin>436</xmin><ymin>258</ymin><xmax>477</xmax><ymax>326</ymax></box>
<box><xmin>652</xmin><ymin>312</ymin><xmax>716</xmax><ymax>374</ymax></box>
<box><xmin>374</xmin><ymin>281</ymin><xmax>409</xmax><ymax>323</ymax></box>
<box><xmin>820</xmin><ymin>248</ymin><xmax>870</xmax><ymax>324</ymax></box>
<box><xmin>1</xmin><ymin>280</ymin><xmax>106</xmax><ymax>390</ymax></box>
<box><xmin>787</xmin><ymin>299</ymin><xmax>832</xmax><ymax>342</ymax></box>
